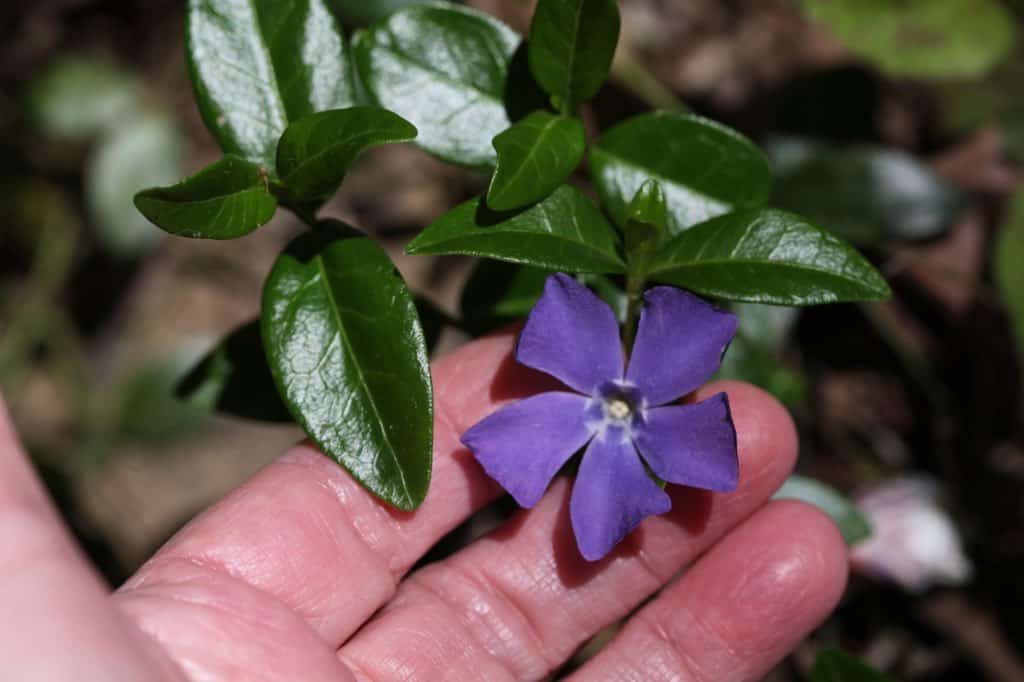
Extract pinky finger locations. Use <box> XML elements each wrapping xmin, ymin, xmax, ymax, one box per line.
<box><xmin>568</xmin><ymin>501</ymin><xmax>849</xmax><ymax>682</ymax></box>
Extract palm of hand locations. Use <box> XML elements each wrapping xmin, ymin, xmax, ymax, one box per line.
<box><xmin>0</xmin><ymin>332</ymin><xmax>846</xmax><ymax>681</ymax></box>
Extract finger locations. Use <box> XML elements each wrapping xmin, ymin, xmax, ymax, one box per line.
<box><xmin>338</xmin><ymin>381</ymin><xmax>799</xmax><ymax>681</ymax></box>
<box><xmin>0</xmin><ymin>397</ymin><xmax>181</xmax><ymax>680</ymax></box>
<box><xmin>569</xmin><ymin>500</ymin><xmax>849</xmax><ymax>682</ymax></box>
<box><xmin>118</xmin><ymin>331</ymin><xmax>558</xmax><ymax>647</ymax></box>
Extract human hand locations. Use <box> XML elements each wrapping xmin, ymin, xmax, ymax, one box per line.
<box><xmin>0</xmin><ymin>331</ymin><xmax>847</xmax><ymax>681</ymax></box>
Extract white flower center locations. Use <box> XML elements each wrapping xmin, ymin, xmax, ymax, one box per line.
<box><xmin>607</xmin><ymin>398</ymin><xmax>632</xmax><ymax>421</ymax></box>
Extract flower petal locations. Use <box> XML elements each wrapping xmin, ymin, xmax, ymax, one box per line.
<box><xmin>625</xmin><ymin>287</ymin><xmax>737</xmax><ymax>406</ymax></box>
<box><xmin>570</xmin><ymin>432</ymin><xmax>672</xmax><ymax>561</ymax></box>
<box><xmin>516</xmin><ymin>273</ymin><xmax>624</xmax><ymax>394</ymax></box>
<box><xmin>633</xmin><ymin>393</ymin><xmax>739</xmax><ymax>492</ymax></box>
<box><xmin>461</xmin><ymin>391</ymin><xmax>594</xmax><ymax>508</ymax></box>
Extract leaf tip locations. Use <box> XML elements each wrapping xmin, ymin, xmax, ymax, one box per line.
<box><xmin>483</xmin><ymin>182</ymin><xmax>514</xmax><ymax>213</ymax></box>
<box><xmin>404</xmin><ymin>236</ymin><xmax>426</xmax><ymax>255</ymax></box>
<box><xmin>860</xmin><ymin>268</ymin><xmax>893</xmax><ymax>301</ymax></box>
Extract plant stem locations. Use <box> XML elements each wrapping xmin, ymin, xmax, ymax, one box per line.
<box><xmin>610</xmin><ymin>52</ymin><xmax>687</xmax><ymax>113</ymax></box>
<box><xmin>622</xmin><ymin>269</ymin><xmax>645</xmax><ymax>353</ymax></box>
<box><xmin>288</xmin><ymin>202</ymin><xmax>319</xmax><ymax>227</ymax></box>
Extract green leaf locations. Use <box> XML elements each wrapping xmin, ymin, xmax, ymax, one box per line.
<box><xmin>176</xmin><ymin>321</ymin><xmax>293</xmax><ymax>423</ymax></box>
<box><xmin>486</xmin><ymin>111</ymin><xmax>585</xmax><ymax>211</ymax></box>
<box><xmin>650</xmin><ymin>208</ymin><xmax>891</xmax><ymax>305</ymax></box>
<box><xmin>187</xmin><ymin>0</ymin><xmax>358</xmax><ymax>169</ymax></box>
<box><xmin>774</xmin><ymin>475</ymin><xmax>872</xmax><ymax>545</ymax></box>
<box><xmin>528</xmin><ymin>0</ymin><xmax>620</xmax><ymax>112</ymax></box>
<box><xmin>591</xmin><ymin>113</ymin><xmax>772</xmax><ymax>235</ymax></box>
<box><xmin>407</xmin><ymin>184</ymin><xmax>625</xmax><ymax>273</ymax></box>
<box><xmin>354</xmin><ymin>3</ymin><xmax>520</xmax><ymax>167</ymax></box>
<box><xmin>87</xmin><ymin>113</ymin><xmax>184</xmax><ymax>257</ymax></box>
<box><xmin>623</xmin><ymin>179</ymin><xmax>667</xmax><ymax>274</ymax></box>
<box><xmin>801</xmin><ymin>0</ymin><xmax>1015</xmax><ymax>80</ymax></box>
<box><xmin>812</xmin><ymin>648</ymin><xmax>897</xmax><ymax>682</ymax></box>
<box><xmin>996</xmin><ymin>191</ymin><xmax>1024</xmax><ymax>364</ymax></box>
<box><xmin>276</xmin><ymin>107</ymin><xmax>417</xmax><ymax>202</ymax></box>
<box><xmin>328</xmin><ymin>0</ymin><xmax>420</xmax><ymax>26</ymax></box>
<box><xmin>134</xmin><ymin>156</ymin><xmax>278</xmax><ymax>239</ymax></box>
<box><xmin>262</xmin><ymin>221</ymin><xmax>432</xmax><ymax>510</ymax></box>
<box><xmin>27</xmin><ymin>57</ymin><xmax>141</xmax><ymax>142</ymax></box>
<box><xmin>769</xmin><ymin>138</ymin><xmax>965</xmax><ymax>246</ymax></box>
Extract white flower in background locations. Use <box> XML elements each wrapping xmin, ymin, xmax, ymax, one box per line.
<box><xmin>852</xmin><ymin>476</ymin><xmax>972</xmax><ymax>593</ymax></box>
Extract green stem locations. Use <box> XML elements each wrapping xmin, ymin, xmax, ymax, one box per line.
<box><xmin>270</xmin><ymin>179</ymin><xmax>320</xmax><ymax>227</ymax></box>
<box><xmin>622</xmin><ymin>269</ymin><xmax>645</xmax><ymax>353</ymax></box>
<box><xmin>287</xmin><ymin>202</ymin><xmax>320</xmax><ymax>227</ymax></box>
<box><xmin>610</xmin><ymin>52</ymin><xmax>687</xmax><ymax>113</ymax></box>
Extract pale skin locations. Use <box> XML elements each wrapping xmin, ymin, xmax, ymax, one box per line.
<box><xmin>0</xmin><ymin>331</ymin><xmax>848</xmax><ymax>681</ymax></box>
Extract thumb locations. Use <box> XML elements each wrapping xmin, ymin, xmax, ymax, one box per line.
<box><xmin>0</xmin><ymin>396</ymin><xmax>179</xmax><ymax>680</ymax></box>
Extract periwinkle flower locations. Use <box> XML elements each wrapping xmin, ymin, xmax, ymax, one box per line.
<box><xmin>461</xmin><ymin>273</ymin><xmax>740</xmax><ymax>561</ymax></box>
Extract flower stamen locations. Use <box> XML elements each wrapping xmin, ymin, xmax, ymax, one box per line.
<box><xmin>607</xmin><ymin>398</ymin><xmax>631</xmax><ymax>421</ymax></box>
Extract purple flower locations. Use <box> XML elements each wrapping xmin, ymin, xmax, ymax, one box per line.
<box><xmin>461</xmin><ymin>273</ymin><xmax>740</xmax><ymax>561</ymax></box>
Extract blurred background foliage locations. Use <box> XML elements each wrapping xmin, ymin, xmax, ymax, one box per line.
<box><xmin>1</xmin><ymin>0</ymin><xmax>1023</xmax><ymax>679</ymax></box>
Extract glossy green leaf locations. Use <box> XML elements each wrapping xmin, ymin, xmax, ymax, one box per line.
<box><xmin>354</xmin><ymin>4</ymin><xmax>520</xmax><ymax>167</ymax></box>
<box><xmin>276</xmin><ymin>107</ymin><xmax>417</xmax><ymax>202</ymax></box>
<box><xmin>812</xmin><ymin>648</ymin><xmax>897</xmax><ymax>682</ymax></box>
<box><xmin>996</xmin><ymin>191</ymin><xmax>1024</xmax><ymax>364</ymax></box>
<box><xmin>624</xmin><ymin>179</ymin><xmax>667</xmax><ymax>274</ymax></box>
<box><xmin>486</xmin><ymin>111</ymin><xmax>585</xmax><ymax>211</ymax></box>
<box><xmin>407</xmin><ymin>184</ymin><xmax>625</xmax><ymax>273</ymax></box>
<box><xmin>528</xmin><ymin>0</ymin><xmax>620</xmax><ymax>112</ymax></box>
<box><xmin>187</xmin><ymin>0</ymin><xmax>358</xmax><ymax>169</ymax></box>
<box><xmin>591</xmin><ymin>113</ymin><xmax>773</xmax><ymax>235</ymax></box>
<box><xmin>263</xmin><ymin>221</ymin><xmax>432</xmax><ymax>510</ymax></box>
<box><xmin>650</xmin><ymin>208</ymin><xmax>891</xmax><ymax>305</ymax></box>
<box><xmin>134</xmin><ymin>156</ymin><xmax>278</xmax><ymax>239</ymax></box>
<box><xmin>774</xmin><ymin>475</ymin><xmax>872</xmax><ymax>545</ymax></box>
<box><xmin>176</xmin><ymin>320</ymin><xmax>293</xmax><ymax>422</ymax></box>
<box><xmin>769</xmin><ymin>138</ymin><xmax>965</xmax><ymax>245</ymax></box>
<box><xmin>88</xmin><ymin>114</ymin><xmax>184</xmax><ymax>257</ymax></box>
<box><xmin>27</xmin><ymin>57</ymin><xmax>141</xmax><ymax>142</ymax></box>
<box><xmin>801</xmin><ymin>0</ymin><xmax>1015</xmax><ymax>80</ymax></box>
